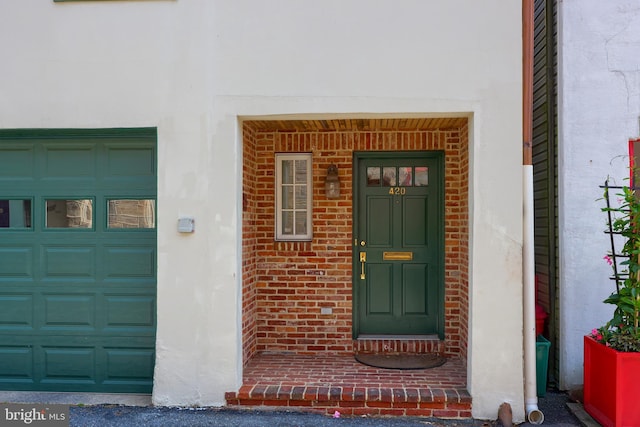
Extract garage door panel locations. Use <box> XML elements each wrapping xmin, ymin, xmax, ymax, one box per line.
<box><xmin>103</xmin><ymin>246</ymin><xmax>156</xmax><ymax>279</ymax></box>
<box><xmin>0</xmin><ymin>336</ymin><xmax>155</xmax><ymax>392</ymax></box>
<box><xmin>0</xmin><ymin>144</ymin><xmax>34</xmax><ymax>179</ymax></box>
<box><xmin>0</xmin><ymin>294</ymin><xmax>33</xmax><ymax>330</ymax></box>
<box><xmin>105</xmin><ymin>295</ymin><xmax>155</xmax><ymax>330</ymax></box>
<box><xmin>105</xmin><ymin>145</ymin><xmax>155</xmax><ymax>178</ymax></box>
<box><xmin>0</xmin><ymin>247</ymin><xmax>34</xmax><ymax>278</ymax></box>
<box><xmin>43</xmin><ymin>145</ymin><xmax>96</xmax><ymax>179</ymax></box>
<box><xmin>0</xmin><ymin>346</ymin><xmax>33</xmax><ymax>381</ymax></box>
<box><xmin>0</xmin><ymin>289</ymin><xmax>155</xmax><ymax>336</ymax></box>
<box><xmin>42</xmin><ymin>294</ymin><xmax>96</xmax><ymax>331</ymax></box>
<box><xmin>105</xmin><ymin>348</ymin><xmax>155</xmax><ymax>383</ymax></box>
<box><xmin>42</xmin><ymin>347</ymin><xmax>96</xmax><ymax>384</ymax></box>
<box><xmin>42</xmin><ymin>246</ymin><xmax>96</xmax><ymax>279</ymax></box>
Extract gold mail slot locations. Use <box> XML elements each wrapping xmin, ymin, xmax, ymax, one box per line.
<box><xmin>383</xmin><ymin>251</ymin><xmax>413</xmax><ymax>261</ymax></box>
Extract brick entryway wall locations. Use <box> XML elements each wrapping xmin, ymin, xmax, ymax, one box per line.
<box><xmin>242</xmin><ymin>119</ymin><xmax>469</xmax><ymax>365</ymax></box>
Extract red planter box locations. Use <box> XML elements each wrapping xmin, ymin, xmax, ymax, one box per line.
<box><xmin>584</xmin><ymin>335</ymin><xmax>640</xmax><ymax>427</ymax></box>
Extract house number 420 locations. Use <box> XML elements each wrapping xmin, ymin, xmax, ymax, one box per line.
<box><xmin>388</xmin><ymin>187</ymin><xmax>406</xmax><ymax>195</ymax></box>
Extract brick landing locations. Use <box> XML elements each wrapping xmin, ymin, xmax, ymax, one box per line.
<box><xmin>225</xmin><ymin>353</ymin><xmax>471</xmax><ymax>418</ymax></box>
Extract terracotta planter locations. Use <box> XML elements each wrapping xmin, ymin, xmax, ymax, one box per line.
<box><xmin>584</xmin><ymin>335</ymin><xmax>640</xmax><ymax>427</ymax></box>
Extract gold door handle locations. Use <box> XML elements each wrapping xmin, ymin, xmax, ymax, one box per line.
<box><xmin>360</xmin><ymin>252</ymin><xmax>366</xmax><ymax>279</ymax></box>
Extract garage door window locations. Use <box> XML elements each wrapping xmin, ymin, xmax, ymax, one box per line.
<box><xmin>45</xmin><ymin>199</ymin><xmax>93</xmax><ymax>229</ymax></box>
<box><xmin>0</xmin><ymin>199</ymin><xmax>32</xmax><ymax>228</ymax></box>
<box><xmin>107</xmin><ymin>199</ymin><xmax>156</xmax><ymax>229</ymax></box>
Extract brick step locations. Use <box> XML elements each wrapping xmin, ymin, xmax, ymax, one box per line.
<box><xmin>353</xmin><ymin>335</ymin><xmax>444</xmax><ymax>355</ymax></box>
<box><xmin>226</xmin><ymin>353</ymin><xmax>470</xmax><ymax>418</ymax></box>
<box><xmin>225</xmin><ymin>385</ymin><xmax>471</xmax><ymax>417</ymax></box>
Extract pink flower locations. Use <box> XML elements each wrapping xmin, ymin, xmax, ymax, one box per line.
<box><xmin>333</xmin><ymin>411</ymin><xmax>341</xmax><ymax>418</ymax></box>
<box><xmin>596</xmin><ymin>334</ymin><xmax>603</xmax><ymax>341</ymax></box>
<box><xmin>603</xmin><ymin>255</ymin><xmax>613</xmax><ymax>266</ymax></box>
<box><xmin>591</xmin><ymin>328</ymin><xmax>598</xmax><ymax>335</ymax></box>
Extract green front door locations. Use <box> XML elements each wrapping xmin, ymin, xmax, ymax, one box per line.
<box><xmin>354</xmin><ymin>152</ymin><xmax>443</xmax><ymax>336</ymax></box>
<box><xmin>0</xmin><ymin>129</ymin><xmax>157</xmax><ymax>393</ymax></box>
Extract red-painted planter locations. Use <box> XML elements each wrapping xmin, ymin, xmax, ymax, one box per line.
<box><xmin>584</xmin><ymin>335</ymin><xmax>640</xmax><ymax>427</ymax></box>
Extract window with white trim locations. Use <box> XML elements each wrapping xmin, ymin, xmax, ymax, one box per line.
<box><xmin>275</xmin><ymin>153</ymin><xmax>312</xmax><ymax>241</ymax></box>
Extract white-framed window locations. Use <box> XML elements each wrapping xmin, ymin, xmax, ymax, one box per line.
<box><xmin>275</xmin><ymin>153</ymin><xmax>312</xmax><ymax>241</ymax></box>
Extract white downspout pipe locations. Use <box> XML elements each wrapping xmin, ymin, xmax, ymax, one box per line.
<box><xmin>523</xmin><ymin>165</ymin><xmax>544</xmax><ymax>424</ymax></box>
<box><xmin>522</xmin><ymin>0</ymin><xmax>543</xmax><ymax>423</ymax></box>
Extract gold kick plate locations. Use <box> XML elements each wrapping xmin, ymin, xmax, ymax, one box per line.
<box><xmin>383</xmin><ymin>251</ymin><xmax>413</xmax><ymax>261</ymax></box>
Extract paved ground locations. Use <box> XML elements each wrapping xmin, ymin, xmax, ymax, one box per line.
<box><xmin>69</xmin><ymin>406</ymin><xmax>484</xmax><ymax>427</ymax></box>
<box><xmin>1</xmin><ymin>390</ymin><xmax>596</xmax><ymax>427</ymax></box>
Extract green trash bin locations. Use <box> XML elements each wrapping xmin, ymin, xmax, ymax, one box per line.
<box><xmin>536</xmin><ymin>335</ymin><xmax>550</xmax><ymax>397</ymax></box>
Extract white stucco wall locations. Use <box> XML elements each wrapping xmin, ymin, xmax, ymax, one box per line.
<box><xmin>0</xmin><ymin>0</ymin><xmax>523</xmax><ymax>421</ymax></box>
<box><xmin>558</xmin><ymin>1</ymin><xmax>640</xmax><ymax>390</ymax></box>
<box><xmin>0</xmin><ymin>0</ymin><xmax>230</xmax><ymax>406</ymax></box>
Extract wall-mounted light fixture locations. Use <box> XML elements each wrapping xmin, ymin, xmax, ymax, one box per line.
<box><xmin>325</xmin><ymin>164</ymin><xmax>341</xmax><ymax>199</ymax></box>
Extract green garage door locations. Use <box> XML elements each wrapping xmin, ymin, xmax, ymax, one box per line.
<box><xmin>0</xmin><ymin>129</ymin><xmax>157</xmax><ymax>393</ymax></box>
